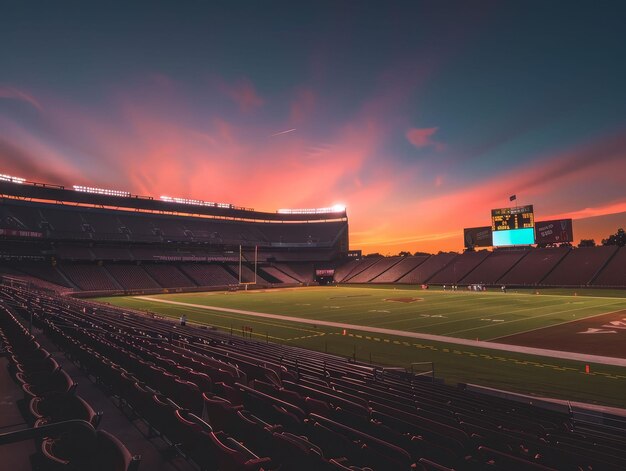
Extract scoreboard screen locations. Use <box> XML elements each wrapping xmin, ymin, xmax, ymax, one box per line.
<box><xmin>491</xmin><ymin>205</ymin><xmax>535</xmax><ymax>246</ymax></box>
<box><xmin>491</xmin><ymin>205</ymin><xmax>534</xmax><ymax>231</ymax></box>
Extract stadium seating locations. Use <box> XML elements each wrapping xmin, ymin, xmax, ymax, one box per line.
<box><xmin>143</xmin><ymin>264</ymin><xmax>196</xmax><ymax>288</ymax></box>
<box><xmin>0</xmin><ymin>300</ymin><xmax>140</xmax><ymax>470</ymax></box>
<box><xmin>179</xmin><ymin>263</ymin><xmax>238</xmax><ymax>286</ymax></box>
<box><xmin>4</xmin><ymin>285</ymin><xmax>625</xmax><ymax>471</ymax></box>
<box><xmin>80</xmin><ymin>212</ymin><xmax>126</xmax><ymax>240</ymax></box>
<box><xmin>397</xmin><ymin>253</ymin><xmax>457</xmax><ymax>284</ymax></box>
<box><xmin>498</xmin><ymin>247</ymin><xmax>571</xmax><ymax>286</ymax></box>
<box><xmin>335</xmin><ymin>257</ymin><xmax>382</xmax><ymax>283</ymax></box>
<box><xmin>273</xmin><ymin>263</ymin><xmax>315</xmax><ymax>283</ymax></box>
<box><xmin>41</xmin><ymin>429</ymin><xmax>140</xmax><ymax>471</ymax></box>
<box><xmin>30</xmin><ymin>392</ymin><xmax>102</xmax><ymax>427</ymax></box>
<box><xmin>347</xmin><ymin>256</ymin><xmax>404</xmax><ymax>283</ymax></box>
<box><xmin>428</xmin><ymin>251</ymin><xmax>491</xmax><ymax>285</ymax></box>
<box><xmin>104</xmin><ymin>264</ymin><xmax>161</xmax><ymax>290</ymax></box>
<box><xmin>541</xmin><ymin>246</ymin><xmax>619</xmax><ymax>286</ymax></box>
<box><xmin>59</xmin><ymin>264</ymin><xmax>121</xmax><ymax>291</ymax></box>
<box><xmin>370</xmin><ymin>255</ymin><xmax>430</xmax><ymax>283</ymax></box>
<box><xmin>592</xmin><ymin>246</ymin><xmax>626</xmax><ymax>287</ymax></box>
<box><xmin>460</xmin><ymin>249</ymin><xmax>528</xmax><ymax>285</ymax></box>
<box><xmin>40</xmin><ymin>207</ymin><xmax>89</xmax><ymax>238</ymax></box>
<box><xmin>9</xmin><ymin>262</ymin><xmax>74</xmax><ymax>288</ymax></box>
<box><xmin>258</xmin><ymin>266</ymin><xmax>300</xmax><ymax>283</ymax></box>
<box><xmin>226</xmin><ymin>264</ymin><xmax>268</xmax><ymax>284</ymax></box>
<box><xmin>1</xmin><ymin>199</ymin><xmax>347</xmax><ymax>249</ymax></box>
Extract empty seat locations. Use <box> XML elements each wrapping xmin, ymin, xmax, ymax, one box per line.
<box><xmin>41</xmin><ymin>428</ymin><xmax>141</xmax><ymax>471</ymax></box>
<box><xmin>30</xmin><ymin>392</ymin><xmax>101</xmax><ymax>428</ymax></box>
<box><xmin>22</xmin><ymin>368</ymin><xmax>76</xmax><ymax>398</ymax></box>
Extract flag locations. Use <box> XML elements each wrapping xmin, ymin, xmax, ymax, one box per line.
<box><xmin>509</xmin><ymin>194</ymin><xmax>516</xmax><ymax>202</ymax></box>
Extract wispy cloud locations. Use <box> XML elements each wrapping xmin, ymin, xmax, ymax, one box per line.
<box><xmin>218</xmin><ymin>78</ymin><xmax>264</xmax><ymax>113</ymax></box>
<box><xmin>0</xmin><ymin>86</ymin><xmax>43</xmax><ymax>112</ymax></box>
<box><xmin>0</xmin><ymin>75</ymin><xmax>623</xmax><ymax>255</ymax></box>
<box><xmin>406</xmin><ymin>127</ymin><xmax>444</xmax><ymax>151</ymax></box>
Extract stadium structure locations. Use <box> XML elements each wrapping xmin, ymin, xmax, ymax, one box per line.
<box><xmin>1</xmin><ymin>175</ymin><xmax>626</xmax><ymax>471</ymax></box>
<box><xmin>0</xmin><ymin>177</ymin><xmax>349</xmax><ymax>294</ymax></box>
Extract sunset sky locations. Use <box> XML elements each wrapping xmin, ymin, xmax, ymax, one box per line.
<box><xmin>1</xmin><ymin>1</ymin><xmax>625</xmax><ymax>254</ymax></box>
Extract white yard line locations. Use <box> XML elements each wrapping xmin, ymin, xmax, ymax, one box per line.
<box><xmin>334</xmin><ymin>286</ymin><xmax>626</xmax><ymax>302</ymax></box>
<box><xmin>443</xmin><ymin>300</ymin><xmax>623</xmax><ymax>335</ymax></box>
<box><xmin>134</xmin><ymin>296</ymin><xmax>626</xmax><ymax>368</ymax></box>
<box><xmin>486</xmin><ymin>307</ymin><xmax>626</xmax><ymax>342</ymax></box>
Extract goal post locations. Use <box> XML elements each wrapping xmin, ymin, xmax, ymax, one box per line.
<box><xmin>238</xmin><ymin>245</ymin><xmax>259</xmax><ymax>286</ymax></box>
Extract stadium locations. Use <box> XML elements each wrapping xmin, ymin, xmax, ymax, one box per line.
<box><xmin>1</xmin><ymin>174</ymin><xmax>626</xmax><ymax>471</ymax></box>
<box><xmin>3</xmin><ymin>2</ymin><xmax>626</xmax><ymax>470</ymax></box>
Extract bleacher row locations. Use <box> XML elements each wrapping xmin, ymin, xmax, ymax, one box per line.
<box><xmin>0</xmin><ymin>262</ymin><xmax>315</xmax><ymax>293</ymax></box>
<box><xmin>0</xmin><ymin>297</ymin><xmax>141</xmax><ymax>470</ymax></box>
<box><xmin>0</xmin><ymin>200</ymin><xmax>345</xmax><ymax>247</ymax></box>
<box><xmin>336</xmin><ymin>246</ymin><xmax>626</xmax><ymax>287</ymax></box>
<box><xmin>2</xmin><ymin>286</ymin><xmax>626</xmax><ymax>470</ymax></box>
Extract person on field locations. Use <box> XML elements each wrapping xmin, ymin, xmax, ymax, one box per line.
<box><xmin>180</xmin><ymin>314</ymin><xmax>187</xmax><ymax>327</ymax></box>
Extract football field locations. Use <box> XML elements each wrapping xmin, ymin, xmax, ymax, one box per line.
<box><xmin>96</xmin><ymin>285</ymin><xmax>626</xmax><ymax>408</ymax></box>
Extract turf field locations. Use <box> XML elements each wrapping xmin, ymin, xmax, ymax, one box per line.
<box><xmin>96</xmin><ymin>285</ymin><xmax>626</xmax><ymax>408</ymax></box>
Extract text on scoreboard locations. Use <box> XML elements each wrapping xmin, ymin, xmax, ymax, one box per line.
<box><xmin>491</xmin><ymin>205</ymin><xmax>534</xmax><ymax>231</ymax></box>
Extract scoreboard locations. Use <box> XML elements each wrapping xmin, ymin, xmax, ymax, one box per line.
<box><xmin>491</xmin><ymin>205</ymin><xmax>535</xmax><ymax>231</ymax></box>
<box><xmin>491</xmin><ymin>205</ymin><xmax>535</xmax><ymax>246</ymax></box>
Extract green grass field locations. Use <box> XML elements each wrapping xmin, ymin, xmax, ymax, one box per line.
<box><xmin>96</xmin><ymin>285</ymin><xmax>626</xmax><ymax>409</ymax></box>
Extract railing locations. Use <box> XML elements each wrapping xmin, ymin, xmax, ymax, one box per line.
<box><xmin>410</xmin><ymin>361</ymin><xmax>435</xmax><ymax>381</ymax></box>
<box><xmin>0</xmin><ymin>419</ymin><xmax>94</xmax><ymax>446</ymax></box>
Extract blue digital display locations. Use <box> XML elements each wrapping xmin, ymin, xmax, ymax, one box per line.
<box><xmin>492</xmin><ymin>227</ymin><xmax>535</xmax><ymax>246</ymax></box>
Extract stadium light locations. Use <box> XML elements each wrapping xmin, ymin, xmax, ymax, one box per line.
<box><xmin>160</xmin><ymin>195</ymin><xmax>234</xmax><ymax>209</ymax></box>
<box><xmin>0</xmin><ymin>174</ymin><xmax>26</xmax><ymax>184</ymax></box>
<box><xmin>277</xmin><ymin>205</ymin><xmax>346</xmax><ymax>215</ymax></box>
<box><xmin>73</xmin><ymin>185</ymin><xmax>131</xmax><ymax>197</ymax></box>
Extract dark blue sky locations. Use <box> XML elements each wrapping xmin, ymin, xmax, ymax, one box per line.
<box><xmin>2</xmin><ymin>1</ymin><xmax>625</xmax><ymax>252</ymax></box>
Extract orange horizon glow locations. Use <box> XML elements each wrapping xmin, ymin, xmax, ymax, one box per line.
<box><xmin>1</xmin><ymin>80</ymin><xmax>625</xmax><ymax>256</ymax></box>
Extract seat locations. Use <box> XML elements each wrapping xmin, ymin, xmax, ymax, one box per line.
<box><xmin>22</xmin><ymin>369</ymin><xmax>76</xmax><ymax>398</ymax></box>
<box><xmin>30</xmin><ymin>392</ymin><xmax>102</xmax><ymax>428</ymax></box>
<box><xmin>202</xmin><ymin>392</ymin><xmax>242</xmax><ymax>430</ymax></box>
<box><xmin>210</xmin><ymin>430</ymin><xmax>271</xmax><ymax>471</ymax></box>
<box><xmin>41</xmin><ymin>428</ymin><xmax>141</xmax><ymax>471</ymax></box>
<box><xmin>477</xmin><ymin>446</ymin><xmax>560</xmax><ymax>471</ymax></box>
<box><xmin>270</xmin><ymin>431</ymin><xmax>333</xmax><ymax>470</ymax></box>
<box><xmin>173</xmin><ymin>409</ymin><xmax>218</xmax><ymax>469</ymax></box>
<box><xmin>172</xmin><ymin>379</ymin><xmax>203</xmax><ymax>414</ymax></box>
<box><xmin>15</xmin><ymin>357</ymin><xmax>61</xmax><ymax>384</ymax></box>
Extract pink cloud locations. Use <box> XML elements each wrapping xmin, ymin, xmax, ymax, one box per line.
<box><xmin>544</xmin><ymin>200</ymin><xmax>626</xmax><ymax>221</ymax></box>
<box><xmin>0</xmin><ymin>79</ymin><xmax>388</xmax><ymax>215</ymax></box>
<box><xmin>219</xmin><ymin>78</ymin><xmax>264</xmax><ymax>112</ymax></box>
<box><xmin>0</xmin><ymin>86</ymin><xmax>43</xmax><ymax>111</ymax></box>
<box><xmin>2</xmin><ymin>76</ymin><xmax>624</xmax><ymax>256</ymax></box>
<box><xmin>347</xmin><ymin>129</ymin><xmax>626</xmax><ymax>254</ymax></box>
<box><xmin>406</xmin><ymin>127</ymin><xmax>444</xmax><ymax>150</ymax></box>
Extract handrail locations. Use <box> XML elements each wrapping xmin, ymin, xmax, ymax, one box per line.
<box><xmin>0</xmin><ymin>419</ymin><xmax>95</xmax><ymax>446</ymax></box>
<box><xmin>409</xmin><ymin>361</ymin><xmax>435</xmax><ymax>380</ymax></box>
